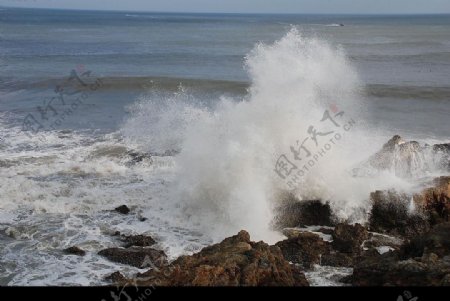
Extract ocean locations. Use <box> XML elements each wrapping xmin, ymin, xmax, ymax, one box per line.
<box><xmin>0</xmin><ymin>7</ymin><xmax>449</xmax><ymax>285</ymax></box>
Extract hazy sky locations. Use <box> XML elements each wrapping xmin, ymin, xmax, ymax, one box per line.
<box><xmin>1</xmin><ymin>0</ymin><xmax>450</xmax><ymax>14</ymax></box>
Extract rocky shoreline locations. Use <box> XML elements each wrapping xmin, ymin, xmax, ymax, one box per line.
<box><xmin>64</xmin><ymin>136</ymin><xmax>449</xmax><ymax>286</ymax></box>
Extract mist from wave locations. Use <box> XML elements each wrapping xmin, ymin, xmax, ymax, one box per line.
<box><xmin>120</xmin><ymin>28</ymin><xmax>444</xmax><ymax>243</ymax></box>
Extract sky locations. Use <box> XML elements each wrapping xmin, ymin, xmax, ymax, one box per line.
<box><xmin>1</xmin><ymin>0</ymin><xmax>450</xmax><ymax>14</ymax></box>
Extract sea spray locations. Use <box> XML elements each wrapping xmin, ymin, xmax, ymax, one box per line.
<box><xmin>122</xmin><ymin>29</ymin><xmax>414</xmax><ymax>242</ymax></box>
<box><xmin>173</xmin><ymin>28</ymin><xmax>371</xmax><ymax>242</ymax></box>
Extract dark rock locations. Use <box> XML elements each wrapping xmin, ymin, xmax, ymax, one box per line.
<box><xmin>127</xmin><ymin>151</ymin><xmax>152</xmax><ymax>164</ymax></box>
<box><xmin>133</xmin><ymin>230</ymin><xmax>309</xmax><ymax>286</ymax></box>
<box><xmin>413</xmin><ymin>176</ymin><xmax>450</xmax><ymax>225</ymax></box>
<box><xmin>114</xmin><ymin>205</ymin><xmax>130</xmax><ymax>215</ymax></box>
<box><xmin>321</xmin><ymin>252</ymin><xmax>354</xmax><ymax>267</ymax></box>
<box><xmin>433</xmin><ymin>143</ymin><xmax>450</xmax><ymax>153</ymax></box>
<box><xmin>432</xmin><ymin>143</ymin><xmax>450</xmax><ymax>171</ymax></box>
<box><xmin>352</xmin><ymin>223</ymin><xmax>450</xmax><ymax>286</ymax></box>
<box><xmin>275</xmin><ymin>232</ymin><xmax>330</xmax><ymax>269</ymax></box>
<box><xmin>63</xmin><ymin>246</ymin><xmax>86</xmax><ymax>256</ymax></box>
<box><xmin>369</xmin><ymin>176</ymin><xmax>450</xmax><ymax>238</ymax></box>
<box><xmin>339</xmin><ymin>274</ymin><xmax>353</xmax><ymax>284</ymax></box>
<box><xmin>332</xmin><ymin>223</ymin><xmax>369</xmax><ymax>254</ymax></box>
<box><xmin>105</xmin><ymin>271</ymin><xmax>128</xmax><ymax>284</ymax></box>
<box><xmin>352</xmin><ymin>253</ymin><xmax>450</xmax><ymax>286</ymax></box>
<box><xmin>362</xmin><ymin>232</ymin><xmax>403</xmax><ymax>254</ymax></box>
<box><xmin>369</xmin><ymin>190</ymin><xmax>430</xmax><ymax>238</ymax></box>
<box><xmin>274</xmin><ymin>194</ymin><xmax>334</xmax><ymax>229</ymax></box>
<box><xmin>122</xmin><ymin>234</ymin><xmax>156</xmax><ymax>248</ymax></box>
<box><xmin>98</xmin><ymin>247</ymin><xmax>167</xmax><ymax>269</ymax></box>
<box><xmin>400</xmin><ymin>222</ymin><xmax>450</xmax><ymax>259</ymax></box>
<box><xmin>317</xmin><ymin>227</ymin><xmax>334</xmax><ymax>235</ymax></box>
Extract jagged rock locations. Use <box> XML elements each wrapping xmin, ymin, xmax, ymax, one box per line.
<box><xmin>413</xmin><ymin>176</ymin><xmax>450</xmax><ymax>225</ymax></box>
<box><xmin>274</xmin><ymin>195</ymin><xmax>334</xmax><ymax>229</ymax></box>
<box><xmin>281</xmin><ymin>227</ymin><xmax>333</xmax><ymax>240</ymax></box>
<box><xmin>281</xmin><ymin>228</ymin><xmax>306</xmax><ymax>239</ymax></box>
<box><xmin>131</xmin><ymin>230</ymin><xmax>309</xmax><ymax>286</ymax></box>
<box><xmin>121</xmin><ymin>234</ymin><xmax>156</xmax><ymax>248</ymax></box>
<box><xmin>90</xmin><ymin>146</ymin><xmax>128</xmax><ymax>159</ymax></box>
<box><xmin>321</xmin><ymin>252</ymin><xmax>354</xmax><ymax>267</ymax></box>
<box><xmin>352</xmin><ymin>253</ymin><xmax>450</xmax><ymax>286</ymax></box>
<box><xmin>63</xmin><ymin>246</ymin><xmax>86</xmax><ymax>256</ymax></box>
<box><xmin>400</xmin><ymin>222</ymin><xmax>450</xmax><ymax>259</ymax></box>
<box><xmin>317</xmin><ymin>227</ymin><xmax>334</xmax><ymax>235</ymax></box>
<box><xmin>352</xmin><ymin>223</ymin><xmax>450</xmax><ymax>286</ymax></box>
<box><xmin>114</xmin><ymin>205</ymin><xmax>130</xmax><ymax>215</ymax></box>
<box><xmin>98</xmin><ymin>247</ymin><xmax>167</xmax><ymax>269</ymax></box>
<box><xmin>369</xmin><ymin>190</ymin><xmax>430</xmax><ymax>238</ymax></box>
<box><xmin>362</xmin><ymin>135</ymin><xmax>428</xmax><ymax>178</ymax></box>
<box><xmin>127</xmin><ymin>151</ymin><xmax>152</xmax><ymax>164</ymax></box>
<box><xmin>362</xmin><ymin>233</ymin><xmax>403</xmax><ymax>254</ymax></box>
<box><xmin>431</xmin><ymin>143</ymin><xmax>450</xmax><ymax>171</ymax></box>
<box><xmin>105</xmin><ymin>271</ymin><xmax>128</xmax><ymax>284</ymax></box>
<box><xmin>366</xmin><ymin>135</ymin><xmax>404</xmax><ymax>170</ymax></box>
<box><xmin>369</xmin><ymin>176</ymin><xmax>450</xmax><ymax>238</ymax></box>
<box><xmin>433</xmin><ymin>143</ymin><xmax>450</xmax><ymax>153</ymax></box>
<box><xmin>275</xmin><ymin>232</ymin><xmax>330</xmax><ymax>269</ymax></box>
<box><xmin>332</xmin><ymin>223</ymin><xmax>369</xmax><ymax>254</ymax></box>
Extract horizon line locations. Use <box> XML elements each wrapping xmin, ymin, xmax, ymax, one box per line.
<box><xmin>1</xmin><ymin>5</ymin><xmax>450</xmax><ymax>15</ymax></box>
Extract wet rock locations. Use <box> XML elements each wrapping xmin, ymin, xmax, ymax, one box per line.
<box><xmin>275</xmin><ymin>232</ymin><xmax>330</xmax><ymax>269</ymax></box>
<box><xmin>433</xmin><ymin>143</ymin><xmax>450</xmax><ymax>153</ymax></box>
<box><xmin>317</xmin><ymin>227</ymin><xmax>334</xmax><ymax>235</ymax></box>
<box><xmin>282</xmin><ymin>227</ymin><xmax>334</xmax><ymax>241</ymax></box>
<box><xmin>63</xmin><ymin>246</ymin><xmax>86</xmax><ymax>256</ymax></box>
<box><xmin>121</xmin><ymin>234</ymin><xmax>156</xmax><ymax>248</ymax></box>
<box><xmin>352</xmin><ymin>223</ymin><xmax>450</xmax><ymax>286</ymax></box>
<box><xmin>352</xmin><ymin>253</ymin><xmax>450</xmax><ymax>286</ymax></box>
<box><xmin>127</xmin><ymin>151</ymin><xmax>152</xmax><ymax>164</ymax></box>
<box><xmin>332</xmin><ymin>223</ymin><xmax>369</xmax><ymax>254</ymax></box>
<box><xmin>98</xmin><ymin>247</ymin><xmax>168</xmax><ymax>269</ymax></box>
<box><xmin>432</xmin><ymin>143</ymin><xmax>450</xmax><ymax>171</ymax></box>
<box><xmin>369</xmin><ymin>190</ymin><xmax>430</xmax><ymax>238</ymax></box>
<box><xmin>400</xmin><ymin>222</ymin><xmax>450</xmax><ymax>259</ymax></box>
<box><xmin>134</xmin><ymin>230</ymin><xmax>309</xmax><ymax>286</ymax></box>
<box><xmin>274</xmin><ymin>194</ymin><xmax>334</xmax><ymax>229</ymax></box>
<box><xmin>105</xmin><ymin>271</ymin><xmax>128</xmax><ymax>284</ymax></box>
<box><xmin>366</xmin><ymin>135</ymin><xmax>403</xmax><ymax>170</ymax></box>
<box><xmin>362</xmin><ymin>233</ymin><xmax>403</xmax><ymax>254</ymax></box>
<box><xmin>363</xmin><ymin>135</ymin><xmax>428</xmax><ymax>178</ymax></box>
<box><xmin>90</xmin><ymin>145</ymin><xmax>128</xmax><ymax>159</ymax></box>
<box><xmin>369</xmin><ymin>176</ymin><xmax>450</xmax><ymax>238</ymax></box>
<box><xmin>114</xmin><ymin>205</ymin><xmax>130</xmax><ymax>215</ymax></box>
<box><xmin>281</xmin><ymin>228</ymin><xmax>306</xmax><ymax>239</ymax></box>
<box><xmin>321</xmin><ymin>252</ymin><xmax>354</xmax><ymax>267</ymax></box>
<box><xmin>413</xmin><ymin>176</ymin><xmax>450</xmax><ymax>225</ymax></box>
